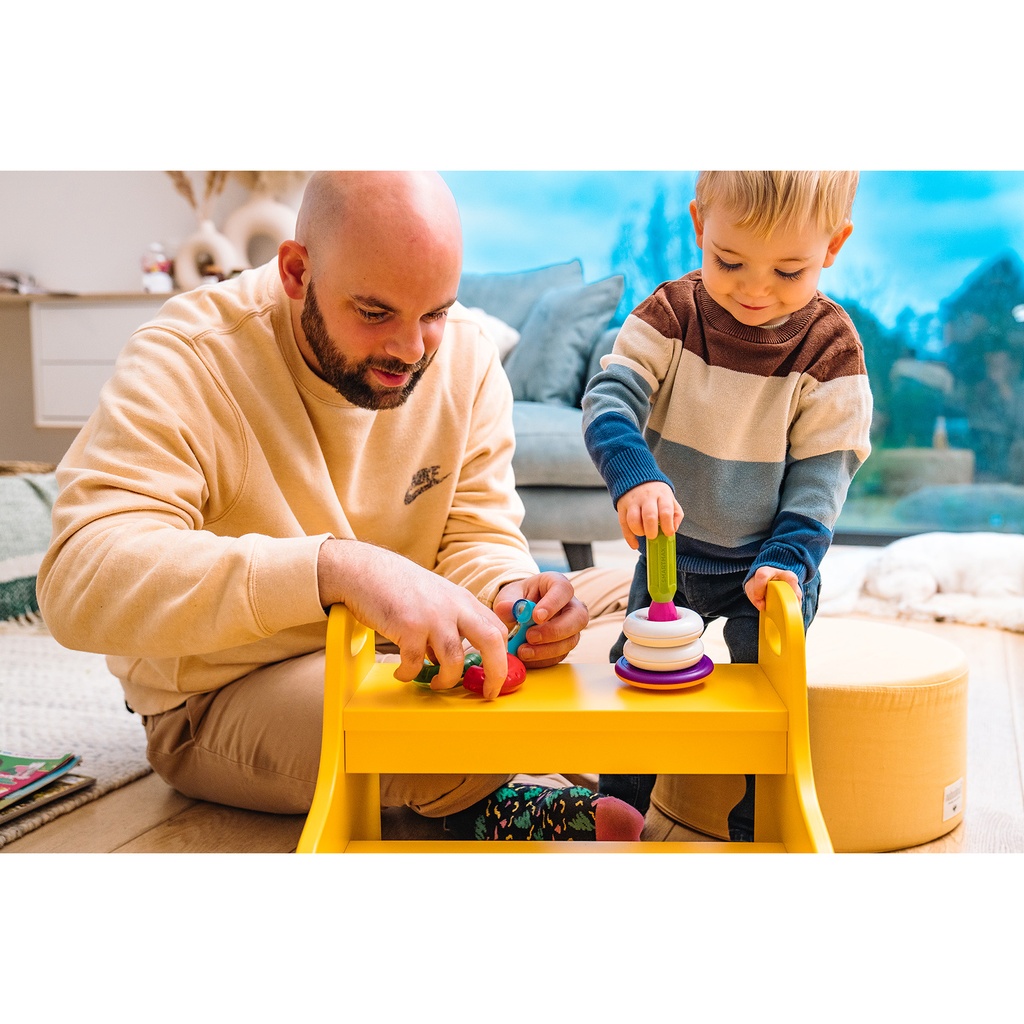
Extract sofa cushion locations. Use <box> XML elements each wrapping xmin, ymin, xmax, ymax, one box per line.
<box><xmin>0</xmin><ymin>472</ymin><xmax>58</xmax><ymax>622</ymax></box>
<box><xmin>503</xmin><ymin>275</ymin><xmax>624</xmax><ymax>407</ymax></box>
<box><xmin>516</xmin><ymin>486</ymin><xmax>623</xmax><ymax>545</ymax></box>
<box><xmin>512</xmin><ymin>402</ymin><xmax>606</xmax><ymax>487</ymax></box>
<box><xmin>457</xmin><ymin>260</ymin><xmax>583</xmax><ymax>332</ymax></box>
<box><xmin>460</xmin><ymin>306</ymin><xmax>521</xmax><ymax>360</ymax></box>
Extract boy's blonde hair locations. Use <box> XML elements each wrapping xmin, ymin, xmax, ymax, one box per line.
<box><xmin>693</xmin><ymin>171</ymin><xmax>859</xmax><ymax>238</ymax></box>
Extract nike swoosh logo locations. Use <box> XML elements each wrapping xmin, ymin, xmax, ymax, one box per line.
<box><xmin>404</xmin><ymin>469</ymin><xmax>451</xmax><ymax>505</ymax></box>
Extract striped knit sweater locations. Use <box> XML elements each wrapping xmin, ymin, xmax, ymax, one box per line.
<box><xmin>582</xmin><ymin>270</ymin><xmax>873</xmax><ymax>586</ymax></box>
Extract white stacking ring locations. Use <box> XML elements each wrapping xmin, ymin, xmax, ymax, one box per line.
<box><xmin>624</xmin><ymin>606</ymin><xmax>704</xmax><ymax>648</ymax></box>
<box><xmin>624</xmin><ymin>637</ymin><xmax>705</xmax><ymax>672</ymax></box>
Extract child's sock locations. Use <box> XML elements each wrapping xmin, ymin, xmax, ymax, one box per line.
<box><xmin>443</xmin><ymin>783</ymin><xmax>644</xmax><ymax>842</ymax></box>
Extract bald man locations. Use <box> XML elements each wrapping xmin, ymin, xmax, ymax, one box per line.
<box><xmin>38</xmin><ymin>171</ymin><xmax>642</xmax><ymax>842</ymax></box>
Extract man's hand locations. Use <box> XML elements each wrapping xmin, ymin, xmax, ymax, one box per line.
<box><xmin>492</xmin><ymin>572</ymin><xmax>588</xmax><ymax>676</ymax></box>
<box><xmin>744</xmin><ymin>565</ymin><xmax>802</xmax><ymax>612</ymax></box>
<box><xmin>317</xmin><ymin>538</ymin><xmax>510</xmax><ymax>698</ymax></box>
<box><xmin>616</xmin><ymin>481</ymin><xmax>683</xmax><ymax>550</ymax></box>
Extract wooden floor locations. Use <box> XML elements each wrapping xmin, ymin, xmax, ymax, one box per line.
<box><xmin>5</xmin><ymin>540</ymin><xmax>1024</xmax><ymax>854</ymax></box>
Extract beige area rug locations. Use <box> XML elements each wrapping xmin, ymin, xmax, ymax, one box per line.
<box><xmin>0</xmin><ymin>620</ymin><xmax>151</xmax><ymax>847</ymax></box>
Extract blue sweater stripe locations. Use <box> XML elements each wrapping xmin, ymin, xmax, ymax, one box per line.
<box><xmin>748</xmin><ymin>511</ymin><xmax>833</xmax><ymax>584</ymax></box>
<box><xmin>584</xmin><ymin>412</ymin><xmax>673</xmax><ymax>504</ymax></box>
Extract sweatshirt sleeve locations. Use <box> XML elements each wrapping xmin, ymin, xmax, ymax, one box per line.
<box><xmin>36</xmin><ymin>330</ymin><xmax>329</xmax><ymax>659</ymax></box>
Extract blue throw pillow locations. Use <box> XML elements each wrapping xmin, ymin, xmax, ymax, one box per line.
<box><xmin>457</xmin><ymin>260</ymin><xmax>583</xmax><ymax>332</ymax></box>
<box><xmin>502</xmin><ymin>275</ymin><xmax>625</xmax><ymax>407</ymax></box>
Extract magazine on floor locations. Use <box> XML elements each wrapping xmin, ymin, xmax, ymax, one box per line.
<box><xmin>0</xmin><ymin>750</ymin><xmax>82</xmax><ymax>809</ymax></box>
<box><xmin>0</xmin><ymin>771</ymin><xmax>96</xmax><ymax>825</ymax></box>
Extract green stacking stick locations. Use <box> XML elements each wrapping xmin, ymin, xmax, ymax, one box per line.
<box><xmin>646</xmin><ymin>529</ymin><xmax>678</xmax><ymax>621</ymax></box>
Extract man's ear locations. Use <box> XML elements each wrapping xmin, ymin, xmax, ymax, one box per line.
<box><xmin>823</xmin><ymin>221</ymin><xmax>854</xmax><ymax>268</ymax></box>
<box><xmin>278</xmin><ymin>240</ymin><xmax>310</xmax><ymax>299</ymax></box>
<box><xmin>688</xmin><ymin>200</ymin><xmax>705</xmax><ymax>249</ymax></box>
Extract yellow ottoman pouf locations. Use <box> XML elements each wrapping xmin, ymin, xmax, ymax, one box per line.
<box><xmin>650</xmin><ymin>616</ymin><xmax>969</xmax><ymax>852</ymax></box>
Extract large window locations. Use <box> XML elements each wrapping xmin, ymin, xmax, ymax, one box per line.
<box><xmin>445</xmin><ymin>170</ymin><xmax>1024</xmax><ymax>542</ymax></box>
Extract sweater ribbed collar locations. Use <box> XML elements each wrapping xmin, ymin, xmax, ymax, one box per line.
<box><xmin>692</xmin><ymin>270</ymin><xmax>820</xmax><ymax>346</ymax></box>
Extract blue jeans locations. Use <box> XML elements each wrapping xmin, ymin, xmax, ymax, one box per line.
<box><xmin>601</xmin><ymin>551</ymin><xmax>821</xmax><ymax>842</ymax></box>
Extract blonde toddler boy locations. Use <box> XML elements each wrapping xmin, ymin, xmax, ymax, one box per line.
<box><xmin>582</xmin><ymin>171</ymin><xmax>873</xmax><ymax>839</ymax></box>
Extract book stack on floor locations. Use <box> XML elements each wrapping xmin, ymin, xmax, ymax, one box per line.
<box><xmin>0</xmin><ymin>750</ymin><xmax>95</xmax><ymax>826</ymax></box>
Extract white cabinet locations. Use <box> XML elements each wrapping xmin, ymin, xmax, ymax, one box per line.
<box><xmin>30</xmin><ymin>295</ymin><xmax>169</xmax><ymax>427</ymax></box>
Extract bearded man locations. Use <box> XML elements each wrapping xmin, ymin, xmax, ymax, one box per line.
<box><xmin>38</xmin><ymin>171</ymin><xmax>640</xmax><ymax>842</ymax></box>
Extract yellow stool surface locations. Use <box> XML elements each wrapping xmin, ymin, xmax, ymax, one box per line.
<box><xmin>345</xmin><ymin>661</ymin><xmax>788</xmax><ymax>775</ymax></box>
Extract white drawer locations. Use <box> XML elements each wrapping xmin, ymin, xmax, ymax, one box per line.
<box><xmin>35</xmin><ymin>363</ymin><xmax>120</xmax><ymax>425</ymax></box>
<box><xmin>31</xmin><ymin>299</ymin><xmax>166</xmax><ymax>362</ymax></box>
<box><xmin>30</xmin><ymin>296</ymin><xmax>168</xmax><ymax>427</ymax></box>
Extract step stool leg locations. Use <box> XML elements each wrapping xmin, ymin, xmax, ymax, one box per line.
<box><xmin>297</xmin><ymin>606</ymin><xmax>381</xmax><ymax>852</ymax></box>
<box><xmin>755</xmin><ymin>582</ymin><xmax>833</xmax><ymax>853</ymax></box>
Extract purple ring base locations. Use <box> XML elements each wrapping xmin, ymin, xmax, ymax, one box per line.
<box><xmin>614</xmin><ymin>655</ymin><xmax>714</xmax><ymax>690</ymax></box>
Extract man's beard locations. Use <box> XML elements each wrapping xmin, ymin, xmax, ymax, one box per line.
<box><xmin>300</xmin><ymin>282</ymin><xmax>433</xmax><ymax>410</ymax></box>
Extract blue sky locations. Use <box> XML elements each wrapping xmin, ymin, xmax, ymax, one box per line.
<box><xmin>442</xmin><ymin>171</ymin><xmax>1024</xmax><ymax>330</ymax></box>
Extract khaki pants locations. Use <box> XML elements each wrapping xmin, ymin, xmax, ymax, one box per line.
<box><xmin>142</xmin><ymin>567</ymin><xmax>630</xmax><ymax>816</ymax></box>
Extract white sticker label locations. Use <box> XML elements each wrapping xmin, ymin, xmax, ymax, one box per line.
<box><xmin>943</xmin><ymin>778</ymin><xmax>964</xmax><ymax>821</ymax></box>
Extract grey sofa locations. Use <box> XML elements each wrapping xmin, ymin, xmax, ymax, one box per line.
<box><xmin>457</xmin><ymin>260</ymin><xmax>625</xmax><ymax>570</ymax></box>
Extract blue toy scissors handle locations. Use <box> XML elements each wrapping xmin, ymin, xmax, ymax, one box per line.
<box><xmin>507</xmin><ymin>598</ymin><xmax>537</xmax><ymax>655</ymax></box>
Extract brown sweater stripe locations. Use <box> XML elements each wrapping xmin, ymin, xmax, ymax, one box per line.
<box><xmin>637</xmin><ymin>271</ymin><xmax>867</xmax><ymax>382</ymax></box>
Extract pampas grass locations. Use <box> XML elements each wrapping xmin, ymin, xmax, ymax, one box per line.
<box><xmin>230</xmin><ymin>171</ymin><xmax>308</xmax><ymax>199</ymax></box>
<box><xmin>165</xmin><ymin>170</ymin><xmax>230</xmax><ymax>222</ymax></box>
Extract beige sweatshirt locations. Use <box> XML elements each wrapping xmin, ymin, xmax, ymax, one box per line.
<box><xmin>37</xmin><ymin>261</ymin><xmax>538</xmax><ymax>715</ymax></box>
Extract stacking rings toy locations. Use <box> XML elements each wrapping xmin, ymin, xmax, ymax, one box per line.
<box><xmin>617</xmin><ymin>529</ymin><xmax>714</xmax><ymax>690</ymax></box>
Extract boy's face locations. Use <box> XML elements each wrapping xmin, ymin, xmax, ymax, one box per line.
<box><xmin>689</xmin><ymin>201</ymin><xmax>853</xmax><ymax>328</ymax></box>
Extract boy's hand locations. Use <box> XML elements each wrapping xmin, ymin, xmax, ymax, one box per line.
<box><xmin>744</xmin><ymin>566</ymin><xmax>802</xmax><ymax>612</ymax></box>
<box><xmin>616</xmin><ymin>482</ymin><xmax>684</xmax><ymax>551</ymax></box>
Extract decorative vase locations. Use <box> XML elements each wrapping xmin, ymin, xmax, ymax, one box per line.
<box><xmin>173</xmin><ymin>219</ymin><xmax>241</xmax><ymax>290</ymax></box>
<box><xmin>222</xmin><ymin>193</ymin><xmax>298</xmax><ymax>269</ymax></box>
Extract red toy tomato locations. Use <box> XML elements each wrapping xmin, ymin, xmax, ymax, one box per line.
<box><xmin>462</xmin><ymin>653</ymin><xmax>526</xmax><ymax>696</ymax></box>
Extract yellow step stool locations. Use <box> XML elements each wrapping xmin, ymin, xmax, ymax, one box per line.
<box><xmin>298</xmin><ymin>580</ymin><xmax>832</xmax><ymax>853</ymax></box>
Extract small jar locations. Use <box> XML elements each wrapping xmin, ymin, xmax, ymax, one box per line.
<box><xmin>141</xmin><ymin>242</ymin><xmax>174</xmax><ymax>293</ymax></box>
